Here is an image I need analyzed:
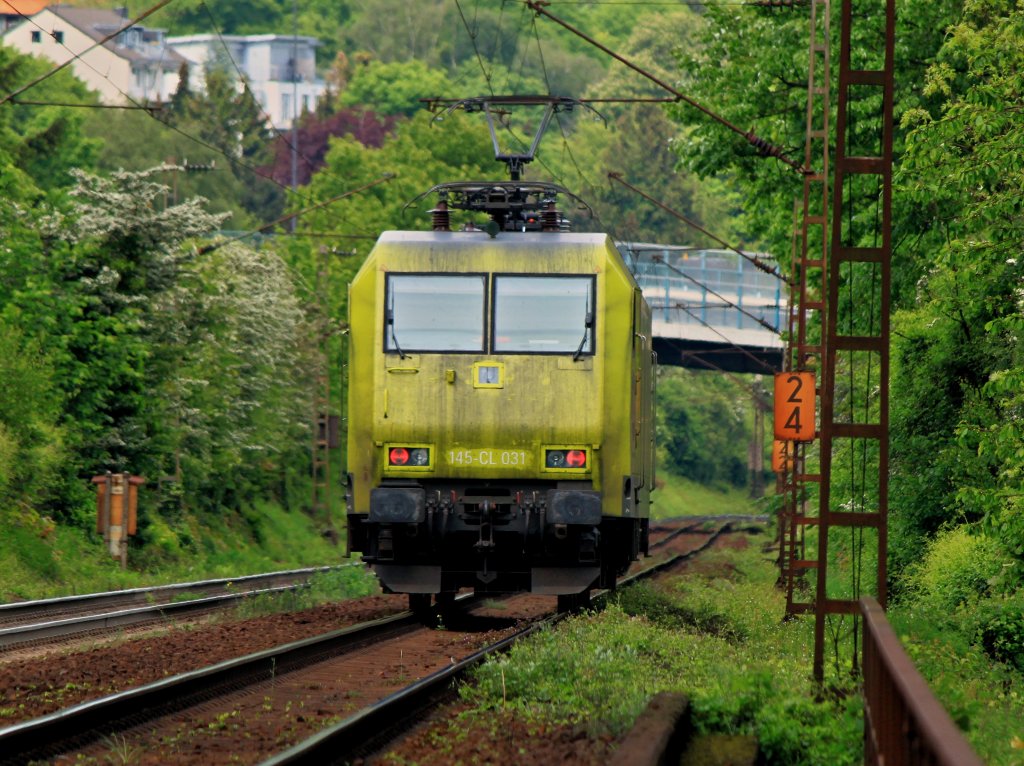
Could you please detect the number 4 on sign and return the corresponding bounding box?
[772,440,793,473]
[774,372,816,442]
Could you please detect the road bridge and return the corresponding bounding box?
[619,243,786,374]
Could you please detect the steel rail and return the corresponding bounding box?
[0,565,345,620]
[0,584,303,649]
[0,603,440,766]
[0,566,355,644]
[261,523,738,765]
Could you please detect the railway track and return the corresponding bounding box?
[0,520,733,765]
[268,521,737,766]
[0,566,349,650]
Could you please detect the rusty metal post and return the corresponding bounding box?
[814,0,895,683]
[97,471,112,548]
[781,0,831,618]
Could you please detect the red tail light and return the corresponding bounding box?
[566,450,587,468]
[389,447,409,466]
[546,449,588,469]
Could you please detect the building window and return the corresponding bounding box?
[281,93,292,122]
[30,30,41,43]
[301,94,310,114]
[53,30,63,43]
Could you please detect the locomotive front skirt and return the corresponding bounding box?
[346,230,655,599]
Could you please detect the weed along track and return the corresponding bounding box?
[0,519,736,764]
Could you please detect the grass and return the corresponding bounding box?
[652,470,768,519]
[0,499,354,602]
[460,530,864,766]
[233,564,380,618]
[456,510,1023,764]
[888,603,1024,765]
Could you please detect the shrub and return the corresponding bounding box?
[755,693,862,766]
[613,582,746,641]
[970,593,1024,671]
[902,526,1005,612]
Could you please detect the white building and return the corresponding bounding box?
[167,34,325,128]
[1,0,49,33]
[1,5,185,104]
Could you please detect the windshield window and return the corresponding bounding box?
[493,276,594,354]
[386,275,485,353]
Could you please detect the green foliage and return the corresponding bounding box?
[614,582,747,641]
[902,526,1005,614]
[339,60,450,117]
[0,323,65,507]
[889,0,1024,586]
[81,109,262,229]
[234,564,379,618]
[5,521,60,580]
[146,241,311,515]
[755,694,863,766]
[463,535,862,765]
[0,490,353,601]
[970,592,1024,672]
[656,368,760,490]
[652,471,763,519]
[889,602,1024,764]
[465,605,691,736]
[162,65,283,222]
[0,45,100,191]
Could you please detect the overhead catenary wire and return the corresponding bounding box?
[196,173,395,256]
[609,172,790,283]
[7,99,161,110]
[455,0,496,97]
[529,14,601,193]
[198,0,318,176]
[523,0,810,174]
[0,0,175,106]
[0,0,310,204]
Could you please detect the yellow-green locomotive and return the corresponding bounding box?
[345,100,654,609]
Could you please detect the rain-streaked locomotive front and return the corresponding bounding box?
[346,212,655,608]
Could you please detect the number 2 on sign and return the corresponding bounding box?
[774,372,815,442]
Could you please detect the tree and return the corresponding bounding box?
[338,60,451,117]
[657,368,753,489]
[894,0,1024,585]
[147,241,310,515]
[162,62,284,223]
[0,45,100,190]
[83,108,258,228]
[264,107,397,188]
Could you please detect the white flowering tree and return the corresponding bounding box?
[48,168,312,519]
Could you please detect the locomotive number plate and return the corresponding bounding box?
[446,449,529,467]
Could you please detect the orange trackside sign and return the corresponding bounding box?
[774,372,816,442]
[772,440,793,472]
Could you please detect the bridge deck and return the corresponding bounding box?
[620,244,787,374]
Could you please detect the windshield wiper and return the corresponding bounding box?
[386,306,407,359]
[573,309,593,362]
